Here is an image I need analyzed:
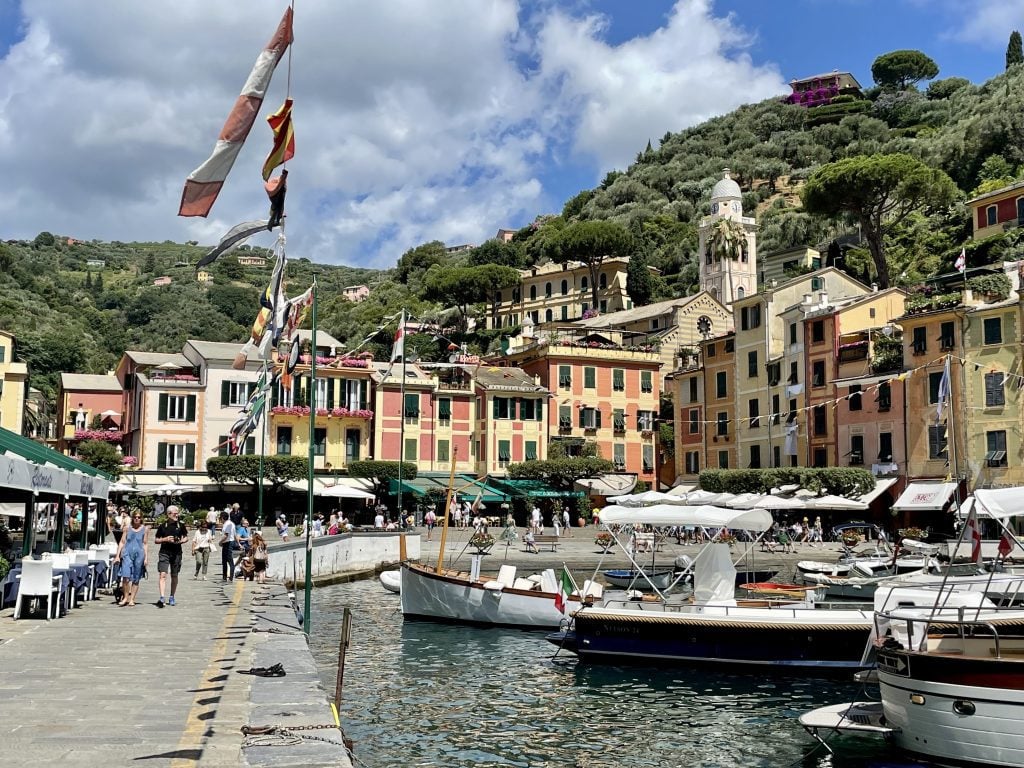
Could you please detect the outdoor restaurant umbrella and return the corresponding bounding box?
[726,492,766,509]
[753,495,806,510]
[99,409,120,417]
[317,484,375,500]
[805,494,868,511]
[683,489,720,505]
[607,490,684,506]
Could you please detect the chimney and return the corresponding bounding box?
[871,282,878,292]
[819,291,829,308]
[803,293,813,305]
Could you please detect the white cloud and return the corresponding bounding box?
[0,0,786,268]
[946,1,1024,46]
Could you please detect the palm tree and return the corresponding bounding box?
[706,218,748,302]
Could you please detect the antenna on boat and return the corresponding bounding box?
[435,447,458,575]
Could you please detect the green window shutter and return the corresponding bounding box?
[245,436,256,454]
[595,408,602,429]
[404,393,419,417]
[535,399,542,421]
[221,381,230,407]
[158,393,168,421]
[157,442,167,469]
[218,435,228,457]
[584,367,596,388]
[271,383,279,407]
[613,369,624,390]
[360,380,369,410]
[186,395,197,422]
[293,376,301,406]
[525,441,537,460]
[438,439,449,462]
[579,407,585,427]
[327,379,335,410]
[498,440,511,461]
[559,405,571,428]
[493,398,500,419]
[438,397,451,419]
[641,371,652,392]
[185,443,196,470]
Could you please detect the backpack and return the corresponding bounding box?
[254,545,268,562]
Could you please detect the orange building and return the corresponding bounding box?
[57,373,124,455]
[701,332,737,470]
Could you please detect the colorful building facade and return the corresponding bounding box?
[0,330,28,434]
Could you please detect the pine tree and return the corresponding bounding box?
[1007,31,1023,69]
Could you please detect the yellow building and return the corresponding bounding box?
[488,257,639,330]
[0,330,27,433]
[473,367,549,477]
[759,246,821,290]
[196,270,214,283]
[732,268,870,470]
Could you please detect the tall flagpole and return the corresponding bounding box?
[257,360,267,529]
[304,275,318,635]
[397,310,406,525]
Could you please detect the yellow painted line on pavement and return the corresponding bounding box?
[171,579,245,768]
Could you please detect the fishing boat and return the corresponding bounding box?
[548,504,881,671]
[602,568,676,591]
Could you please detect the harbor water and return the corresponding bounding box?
[308,579,914,768]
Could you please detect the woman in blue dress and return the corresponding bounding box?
[114,513,148,606]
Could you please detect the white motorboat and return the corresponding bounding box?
[797,559,851,577]
[602,568,676,591]
[379,570,401,594]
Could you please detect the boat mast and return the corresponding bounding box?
[303,275,318,636]
[435,447,458,575]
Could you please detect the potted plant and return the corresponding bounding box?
[841,531,863,548]
[898,527,928,541]
[469,532,495,554]
[594,531,614,552]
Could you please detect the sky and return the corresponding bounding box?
[0,0,1021,270]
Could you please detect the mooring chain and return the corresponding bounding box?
[241,723,345,748]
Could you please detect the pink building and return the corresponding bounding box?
[342,284,370,302]
[57,373,124,455]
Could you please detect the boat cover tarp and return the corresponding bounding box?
[693,543,736,603]
[974,487,1024,519]
[599,504,773,532]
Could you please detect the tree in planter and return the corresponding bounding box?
[206,455,307,524]
[348,460,418,500]
[75,439,122,477]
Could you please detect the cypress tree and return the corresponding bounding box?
[626,252,655,307]
[1008,31,1023,69]
[84,271,92,289]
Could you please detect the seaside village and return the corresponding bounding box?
[4,165,1024,542]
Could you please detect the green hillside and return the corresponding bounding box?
[4,54,1024,410]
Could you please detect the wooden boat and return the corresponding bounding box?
[603,568,676,591]
[379,570,401,594]
[739,582,820,600]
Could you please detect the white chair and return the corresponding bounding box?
[14,560,64,620]
[50,553,71,569]
[496,565,517,588]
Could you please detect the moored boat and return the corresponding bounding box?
[602,568,676,591]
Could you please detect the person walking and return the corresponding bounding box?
[251,532,269,584]
[219,512,237,581]
[192,520,214,580]
[424,509,436,540]
[114,512,147,606]
[276,513,290,542]
[205,506,219,534]
[561,507,571,537]
[155,505,188,607]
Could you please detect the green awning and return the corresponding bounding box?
[0,426,111,478]
[453,475,508,504]
[489,478,584,499]
[388,477,447,497]
[0,425,112,499]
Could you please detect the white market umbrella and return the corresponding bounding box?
[754,495,806,510]
[100,409,120,417]
[318,484,375,500]
[805,494,868,511]
[684,489,720,505]
[607,490,683,506]
[727,493,766,509]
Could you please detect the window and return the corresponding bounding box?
[877,382,891,412]
[771,394,780,426]
[343,379,368,410]
[404,393,420,418]
[688,377,698,403]
[706,343,716,358]
[716,412,729,436]
[987,205,997,226]
[530,285,537,300]
[912,326,927,355]
[438,397,452,424]
[787,398,797,424]
[275,379,294,407]
[747,350,758,378]
[580,407,600,430]
[811,277,823,291]
[767,362,781,386]
[545,282,552,298]
[879,432,893,462]
[689,408,699,434]
[561,305,568,321]
[789,323,797,345]
[558,405,572,429]
[345,428,361,464]
[600,273,607,289]
[985,372,1006,407]
[718,450,729,469]
[641,371,653,393]
[737,287,745,299]
[813,405,827,436]
[749,445,761,469]
[748,398,760,428]
[493,397,513,419]
[848,384,862,411]
[404,438,417,462]
[276,426,292,455]
[613,443,625,469]
[159,394,196,423]
[811,320,824,343]
[685,451,700,474]
[740,304,761,330]
[928,423,948,459]
[545,309,553,323]
[613,408,626,432]
[559,365,571,388]
[928,371,944,404]
[651,318,660,330]
[939,321,955,350]
[716,371,727,398]
[984,317,1003,345]
[773,446,781,469]
[313,428,327,457]
[986,430,1008,467]
[561,279,568,295]
[584,367,596,389]
[224,381,253,407]
[813,448,827,468]
[163,443,193,470]
[812,360,826,387]
[788,362,799,384]
[613,368,625,391]
[1019,197,1024,224]
[850,434,864,465]
[724,339,734,353]
[637,410,656,431]
[311,378,328,409]
[437,439,450,463]
[581,276,588,292]
[0,345,4,363]
[525,440,538,461]
[520,398,536,420]
[642,444,654,473]
[600,298,607,312]
[498,440,511,468]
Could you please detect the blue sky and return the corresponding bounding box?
[0,1,1021,269]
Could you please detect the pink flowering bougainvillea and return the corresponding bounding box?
[74,429,124,442]
[121,456,138,467]
[270,406,373,419]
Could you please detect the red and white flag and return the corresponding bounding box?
[964,506,982,563]
[179,8,294,217]
[998,531,1014,560]
[390,310,406,364]
[955,247,966,273]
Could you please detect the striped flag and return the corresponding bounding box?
[554,565,577,614]
[179,8,294,217]
[391,310,406,364]
[955,247,966,273]
[262,98,295,180]
[935,356,951,421]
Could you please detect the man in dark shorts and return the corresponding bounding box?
[155,505,188,607]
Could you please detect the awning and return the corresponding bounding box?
[0,426,111,500]
[892,482,957,511]
[805,494,869,511]
[859,477,899,506]
[575,474,637,497]
[387,475,509,503]
[600,504,774,532]
[287,478,376,499]
[973,488,1024,519]
[489,478,583,499]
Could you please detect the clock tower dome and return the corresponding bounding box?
[698,169,758,305]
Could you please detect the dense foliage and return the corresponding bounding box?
[507,457,615,488]
[206,455,308,488]
[75,440,123,478]
[698,468,876,496]
[347,460,418,496]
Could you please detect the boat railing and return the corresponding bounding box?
[599,598,872,618]
[876,604,1009,657]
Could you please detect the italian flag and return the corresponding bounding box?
[554,566,578,614]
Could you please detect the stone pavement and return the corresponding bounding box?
[0,541,352,768]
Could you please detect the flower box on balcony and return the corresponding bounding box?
[73,429,124,443]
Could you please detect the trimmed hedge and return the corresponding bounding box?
[698,467,875,497]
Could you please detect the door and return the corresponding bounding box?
[345,429,361,464]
